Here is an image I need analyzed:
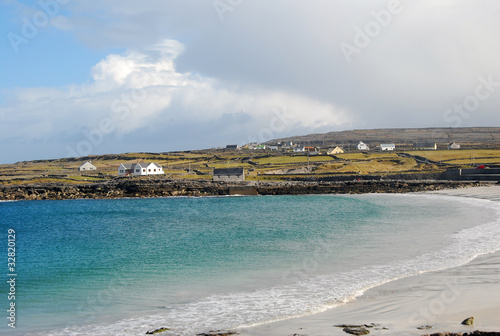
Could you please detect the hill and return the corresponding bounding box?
[1,127,499,193]
[268,127,500,148]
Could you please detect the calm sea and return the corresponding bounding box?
[1,193,499,335]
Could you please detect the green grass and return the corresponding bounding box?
[411,149,499,160]
[336,152,398,160]
[7,148,496,186]
[255,155,334,165]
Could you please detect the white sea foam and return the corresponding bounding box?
[25,194,500,336]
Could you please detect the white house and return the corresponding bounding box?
[293,147,305,152]
[380,143,396,151]
[118,162,164,176]
[448,142,461,150]
[304,147,321,155]
[79,161,97,171]
[327,146,345,155]
[357,141,369,151]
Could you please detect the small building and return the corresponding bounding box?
[293,147,305,152]
[118,162,164,176]
[380,143,396,151]
[213,168,245,182]
[304,146,321,155]
[413,142,437,150]
[448,142,461,150]
[78,161,97,171]
[268,145,279,151]
[327,147,345,155]
[254,144,267,150]
[225,145,240,150]
[357,141,369,151]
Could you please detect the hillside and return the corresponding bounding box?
[269,127,500,148]
[1,128,499,191]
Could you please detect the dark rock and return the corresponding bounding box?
[197,331,237,336]
[422,331,500,336]
[146,327,170,334]
[462,317,474,326]
[342,327,370,335]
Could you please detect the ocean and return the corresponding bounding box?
[1,193,500,335]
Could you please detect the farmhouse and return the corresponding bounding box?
[78,161,97,171]
[327,146,345,155]
[414,142,437,150]
[225,145,240,150]
[293,147,305,152]
[304,146,321,155]
[118,163,164,176]
[380,143,396,151]
[213,168,245,182]
[357,141,369,151]
[448,142,461,150]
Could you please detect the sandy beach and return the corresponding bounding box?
[240,185,500,336]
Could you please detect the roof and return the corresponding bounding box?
[79,161,96,167]
[119,162,162,170]
[213,168,244,175]
[120,163,134,169]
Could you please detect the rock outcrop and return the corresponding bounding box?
[0,178,486,201]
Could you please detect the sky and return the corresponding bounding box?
[1,0,499,163]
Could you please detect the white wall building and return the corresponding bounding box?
[118,163,164,176]
[380,143,396,151]
[357,141,369,151]
[79,161,97,171]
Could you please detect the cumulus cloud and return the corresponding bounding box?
[0,38,351,159]
[60,0,500,128]
[2,0,500,162]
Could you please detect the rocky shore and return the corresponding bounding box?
[0,178,493,201]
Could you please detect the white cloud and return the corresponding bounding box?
[0,39,351,159]
[2,0,500,162]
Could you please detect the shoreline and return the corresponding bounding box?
[238,185,500,336]
[0,178,495,201]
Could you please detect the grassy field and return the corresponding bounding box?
[1,149,499,185]
[411,149,500,165]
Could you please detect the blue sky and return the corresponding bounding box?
[1,0,499,163]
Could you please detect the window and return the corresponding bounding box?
[136,169,139,172]
[143,169,145,172]
[120,170,123,173]
[154,169,156,172]
[148,169,151,172]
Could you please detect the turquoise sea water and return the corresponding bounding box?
[1,194,500,335]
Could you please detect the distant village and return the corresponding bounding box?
[225,140,461,154]
[75,140,464,183]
